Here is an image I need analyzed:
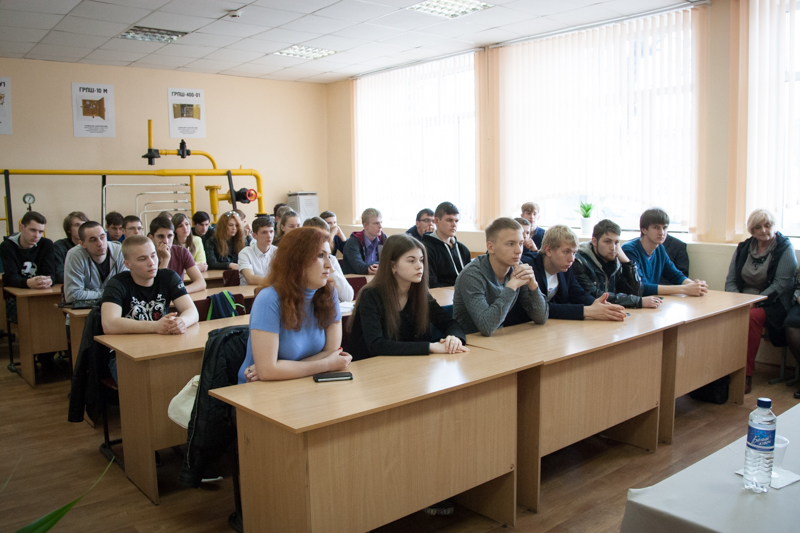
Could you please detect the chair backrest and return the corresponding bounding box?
[347,276,368,299]
[232,293,246,316]
[222,270,239,287]
[194,298,211,322]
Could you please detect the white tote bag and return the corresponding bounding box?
[168,375,200,429]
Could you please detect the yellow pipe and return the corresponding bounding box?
[158,149,218,169]
[189,175,196,215]
[148,119,153,149]
[206,185,221,222]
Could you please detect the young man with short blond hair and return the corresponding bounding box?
[342,208,387,275]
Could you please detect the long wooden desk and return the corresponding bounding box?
[187,269,225,288]
[211,346,541,532]
[5,285,68,387]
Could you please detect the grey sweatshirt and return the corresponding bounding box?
[454,254,548,336]
[63,241,127,303]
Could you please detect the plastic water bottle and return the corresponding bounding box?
[743,397,776,493]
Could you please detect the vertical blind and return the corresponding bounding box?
[354,53,477,227]
[747,0,800,236]
[496,8,700,230]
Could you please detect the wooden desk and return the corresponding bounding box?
[188,269,225,288]
[211,346,542,532]
[95,315,249,504]
[5,285,68,387]
[429,287,454,307]
[344,273,374,283]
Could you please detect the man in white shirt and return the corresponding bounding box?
[239,216,278,285]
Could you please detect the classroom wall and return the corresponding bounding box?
[0,57,329,237]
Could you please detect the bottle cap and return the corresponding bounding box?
[757,397,772,409]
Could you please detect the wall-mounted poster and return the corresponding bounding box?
[168,88,205,138]
[0,77,11,135]
[72,82,115,137]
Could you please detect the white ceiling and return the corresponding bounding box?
[0,0,689,84]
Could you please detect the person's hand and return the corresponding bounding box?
[507,263,535,290]
[682,280,708,297]
[335,226,346,240]
[615,242,630,263]
[26,276,52,289]
[244,364,260,382]
[641,296,662,308]
[584,293,628,321]
[524,237,538,252]
[156,242,171,266]
[324,348,352,371]
[155,312,179,335]
[243,222,252,236]
[367,264,378,275]
[197,262,208,272]
[430,336,469,354]
[228,263,240,271]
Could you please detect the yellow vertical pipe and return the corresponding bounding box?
[208,188,219,223]
[189,175,196,215]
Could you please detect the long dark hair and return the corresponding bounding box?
[171,213,195,254]
[350,234,429,339]
[265,227,337,330]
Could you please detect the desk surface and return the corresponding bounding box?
[211,344,541,434]
[467,291,763,366]
[191,270,225,281]
[5,284,63,298]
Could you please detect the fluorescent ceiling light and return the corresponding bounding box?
[275,45,336,60]
[119,26,187,43]
[408,0,494,19]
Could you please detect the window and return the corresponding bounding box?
[746,0,800,237]
[354,53,477,227]
[496,8,700,232]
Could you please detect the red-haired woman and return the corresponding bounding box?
[205,211,246,270]
[239,227,352,383]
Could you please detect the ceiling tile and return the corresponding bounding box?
[458,27,522,46]
[177,65,221,73]
[252,27,322,44]
[132,53,195,66]
[183,58,243,70]
[24,54,74,61]
[218,69,262,78]
[0,52,25,58]
[0,40,35,54]
[230,5,303,27]
[28,42,92,58]
[249,53,309,67]
[367,0,419,7]
[418,20,490,38]
[0,9,64,30]
[380,30,446,48]
[220,62,283,75]
[53,16,130,37]
[105,0,171,8]
[332,22,406,41]
[370,9,441,31]
[152,43,215,57]
[330,64,366,74]
[270,66,320,76]
[385,46,440,61]
[419,39,475,55]
[302,56,354,68]
[78,58,132,66]
[252,0,339,14]
[302,72,347,82]
[159,0,247,19]
[500,16,568,37]
[279,15,355,34]
[136,12,218,32]
[344,41,409,58]
[41,30,110,48]
[0,0,81,15]
[459,6,537,27]
[600,0,682,17]
[204,47,264,62]
[85,49,149,61]
[198,20,270,37]
[130,63,181,70]
[547,4,624,27]
[100,38,167,53]
[504,0,600,17]
[173,32,241,47]
[314,1,398,22]
[0,26,49,42]
[301,34,369,52]
[69,1,151,24]
[226,37,287,53]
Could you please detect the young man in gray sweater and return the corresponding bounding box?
[454,217,548,336]
[63,221,127,304]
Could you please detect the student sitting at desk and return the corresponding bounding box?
[405,208,435,242]
[172,213,207,272]
[724,208,797,394]
[239,227,351,383]
[148,216,206,294]
[303,217,354,302]
[320,210,347,256]
[454,217,548,336]
[342,207,387,275]
[101,236,198,382]
[122,215,143,238]
[514,217,538,265]
[192,211,214,245]
[205,211,246,270]
[272,210,301,247]
[238,215,278,286]
[423,202,471,287]
[63,221,127,303]
[521,201,545,250]
[529,225,628,321]
[346,234,467,360]
[0,211,55,291]
[53,211,88,284]
[622,208,708,297]
[573,219,662,309]
[105,211,124,242]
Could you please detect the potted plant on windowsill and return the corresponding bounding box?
[576,201,594,235]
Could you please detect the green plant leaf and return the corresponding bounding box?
[1,457,22,495]
[14,459,114,533]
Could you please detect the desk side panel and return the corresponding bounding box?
[306,374,517,533]
[150,350,204,450]
[539,333,662,457]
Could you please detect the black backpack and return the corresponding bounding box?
[205,290,244,320]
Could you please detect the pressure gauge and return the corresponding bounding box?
[22,193,35,206]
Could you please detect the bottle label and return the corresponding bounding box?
[747,427,775,451]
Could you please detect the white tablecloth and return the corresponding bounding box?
[620,403,800,533]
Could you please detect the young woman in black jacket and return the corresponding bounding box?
[345,233,468,361]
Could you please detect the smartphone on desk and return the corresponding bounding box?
[313,372,353,382]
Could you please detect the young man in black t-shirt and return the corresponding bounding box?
[101,236,198,381]
[0,211,55,290]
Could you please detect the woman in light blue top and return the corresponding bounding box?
[238,227,351,383]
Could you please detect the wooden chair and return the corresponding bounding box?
[222,270,239,287]
[346,276,368,299]
[194,292,246,322]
